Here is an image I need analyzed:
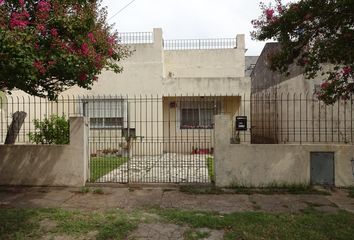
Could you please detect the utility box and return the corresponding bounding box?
[235,116,247,131]
[310,152,335,186]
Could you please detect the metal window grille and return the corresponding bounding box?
[82,98,127,129]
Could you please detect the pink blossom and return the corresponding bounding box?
[34,42,40,50]
[36,0,51,21]
[81,42,89,56]
[108,48,114,56]
[343,66,352,75]
[79,73,88,81]
[321,82,329,89]
[50,28,58,37]
[48,60,56,66]
[265,9,274,20]
[95,54,102,62]
[87,32,96,43]
[277,5,283,13]
[37,0,51,12]
[0,0,4,5]
[33,60,46,74]
[36,24,46,35]
[10,11,30,29]
[107,36,117,45]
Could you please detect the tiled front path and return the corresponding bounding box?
[98,153,211,183]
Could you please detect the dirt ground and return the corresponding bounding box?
[0,186,353,213]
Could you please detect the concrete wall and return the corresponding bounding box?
[0,117,88,187]
[162,77,250,96]
[164,49,245,78]
[215,115,354,187]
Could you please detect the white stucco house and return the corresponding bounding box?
[1,28,251,155]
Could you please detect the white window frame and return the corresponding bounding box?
[177,99,222,130]
[81,98,127,129]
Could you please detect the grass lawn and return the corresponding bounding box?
[206,157,215,183]
[1,208,354,239]
[90,157,128,182]
[153,208,354,240]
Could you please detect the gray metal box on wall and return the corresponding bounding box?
[310,152,335,186]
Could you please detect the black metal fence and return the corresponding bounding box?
[2,93,353,146]
[163,38,237,50]
[250,93,354,144]
[1,93,353,183]
[1,95,244,184]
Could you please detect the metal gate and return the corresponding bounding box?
[86,96,228,184]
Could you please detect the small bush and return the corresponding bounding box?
[93,188,104,195]
[79,187,90,194]
[102,148,120,155]
[28,115,69,144]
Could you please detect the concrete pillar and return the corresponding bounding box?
[214,115,232,187]
[153,28,163,48]
[236,34,245,50]
[153,28,166,84]
[69,117,89,185]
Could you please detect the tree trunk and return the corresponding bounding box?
[5,111,27,144]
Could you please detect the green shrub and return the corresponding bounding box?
[93,188,104,195]
[28,115,69,144]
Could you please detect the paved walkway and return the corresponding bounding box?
[1,187,353,214]
[98,153,211,183]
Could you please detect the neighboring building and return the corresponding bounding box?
[250,43,353,144]
[1,28,251,155]
[245,56,258,77]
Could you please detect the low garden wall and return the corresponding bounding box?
[0,117,89,187]
[214,115,354,187]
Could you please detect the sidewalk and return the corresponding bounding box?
[1,186,353,214]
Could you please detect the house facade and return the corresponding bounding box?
[1,28,251,156]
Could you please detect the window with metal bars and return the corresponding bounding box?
[179,100,221,129]
[82,99,126,129]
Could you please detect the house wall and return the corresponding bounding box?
[1,28,250,155]
[164,48,245,78]
[250,43,352,144]
[0,117,88,187]
[62,29,247,97]
[250,74,353,144]
[215,115,354,187]
[162,96,241,153]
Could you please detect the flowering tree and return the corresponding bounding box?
[0,0,130,100]
[252,0,354,104]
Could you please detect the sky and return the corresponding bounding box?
[103,0,294,56]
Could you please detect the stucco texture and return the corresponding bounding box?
[215,115,354,187]
[0,117,88,187]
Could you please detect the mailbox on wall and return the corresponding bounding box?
[235,116,247,131]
